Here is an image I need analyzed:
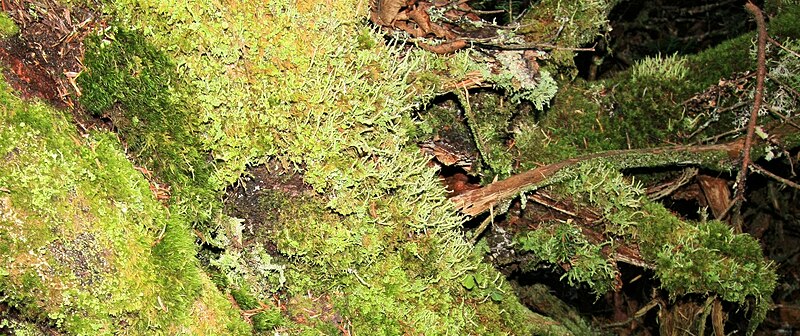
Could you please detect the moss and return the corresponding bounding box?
[518,0,617,70]
[0,12,18,38]
[55,0,790,333]
[78,26,219,223]
[508,162,775,332]
[0,316,49,336]
[766,2,800,39]
[77,0,568,331]
[637,201,775,334]
[0,79,249,334]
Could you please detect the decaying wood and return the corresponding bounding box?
[697,175,732,220]
[451,141,743,217]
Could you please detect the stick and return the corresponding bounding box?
[732,2,768,231]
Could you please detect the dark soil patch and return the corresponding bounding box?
[0,302,62,335]
[1,0,108,129]
[224,161,311,251]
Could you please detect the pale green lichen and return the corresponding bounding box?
[631,52,690,82]
[515,221,617,294]
[73,0,565,333]
[491,51,559,108]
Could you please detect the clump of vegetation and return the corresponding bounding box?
[518,0,615,70]
[77,26,219,224]
[3,0,795,333]
[515,221,618,294]
[511,162,776,332]
[0,12,18,38]
[631,52,689,82]
[0,80,249,334]
[638,202,776,333]
[71,0,576,333]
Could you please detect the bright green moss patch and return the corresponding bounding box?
[0,12,18,38]
[637,202,776,331]
[78,26,219,224]
[0,80,248,334]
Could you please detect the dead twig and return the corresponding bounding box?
[452,141,742,217]
[468,39,596,52]
[751,163,800,191]
[602,297,662,329]
[732,2,768,231]
[528,192,579,218]
[768,36,800,59]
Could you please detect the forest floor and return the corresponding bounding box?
[1,0,799,334]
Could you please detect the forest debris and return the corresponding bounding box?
[416,38,466,54]
[369,0,483,53]
[645,167,698,200]
[697,175,732,220]
[751,163,800,191]
[732,2,768,231]
[451,141,742,217]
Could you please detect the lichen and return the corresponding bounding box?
[73,0,568,333]
[511,162,775,332]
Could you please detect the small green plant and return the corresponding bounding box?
[515,221,617,294]
[632,52,690,82]
[0,80,249,334]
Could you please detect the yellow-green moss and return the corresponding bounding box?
[512,163,775,333]
[71,0,569,333]
[0,12,18,38]
[0,80,249,334]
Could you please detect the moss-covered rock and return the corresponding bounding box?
[0,80,249,334]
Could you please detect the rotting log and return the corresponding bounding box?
[451,140,743,217]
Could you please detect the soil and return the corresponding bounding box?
[223,161,311,252]
[0,0,108,130]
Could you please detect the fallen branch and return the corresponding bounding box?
[750,163,800,191]
[451,141,742,217]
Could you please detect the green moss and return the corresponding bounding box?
[0,12,18,38]
[78,26,219,222]
[79,0,566,331]
[509,162,774,332]
[637,201,775,334]
[0,79,249,334]
[518,0,616,70]
[63,0,788,332]
[631,53,689,82]
[766,2,800,38]
[462,91,517,179]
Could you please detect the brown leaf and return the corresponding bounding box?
[697,175,732,219]
[406,4,433,35]
[374,0,407,25]
[417,39,467,54]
